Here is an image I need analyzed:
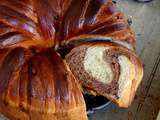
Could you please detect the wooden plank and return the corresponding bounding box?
[137,54,160,120]
[89,0,160,120]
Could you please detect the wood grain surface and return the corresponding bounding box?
[89,0,160,120]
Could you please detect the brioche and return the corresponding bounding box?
[0,48,87,120]
[65,42,143,107]
[0,0,143,119]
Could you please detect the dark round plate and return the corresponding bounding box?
[84,94,111,115]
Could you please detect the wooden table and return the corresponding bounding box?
[89,0,160,120]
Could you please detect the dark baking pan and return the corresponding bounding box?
[84,94,111,115]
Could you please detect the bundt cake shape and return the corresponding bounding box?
[0,0,143,120]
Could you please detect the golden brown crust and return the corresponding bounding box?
[61,0,135,47]
[0,48,87,120]
[0,0,57,48]
[0,0,135,49]
[0,0,143,118]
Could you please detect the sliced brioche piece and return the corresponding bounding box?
[0,48,87,120]
[65,42,143,107]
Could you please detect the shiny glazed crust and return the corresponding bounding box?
[0,0,143,119]
[0,49,87,120]
[0,0,135,49]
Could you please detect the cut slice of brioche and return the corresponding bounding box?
[65,42,143,107]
